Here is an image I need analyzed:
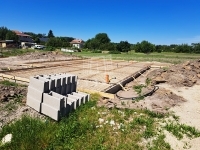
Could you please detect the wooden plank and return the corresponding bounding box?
[77,88,114,99]
[0,73,30,83]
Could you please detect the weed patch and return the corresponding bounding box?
[164,122,200,139]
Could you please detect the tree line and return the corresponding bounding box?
[1,26,200,53]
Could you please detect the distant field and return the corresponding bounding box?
[73,51,200,64]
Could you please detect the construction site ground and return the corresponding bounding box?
[0,51,200,150]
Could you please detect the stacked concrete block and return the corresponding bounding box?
[26,76,49,112]
[26,73,89,121]
[42,92,65,121]
[72,92,90,104]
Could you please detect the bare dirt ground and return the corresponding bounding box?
[98,59,200,150]
[0,51,80,71]
[0,52,200,149]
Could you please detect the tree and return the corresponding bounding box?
[134,41,155,53]
[116,41,131,52]
[48,30,54,38]
[95,33,111,44]
[5,30,18,41]
[0,26,9,40]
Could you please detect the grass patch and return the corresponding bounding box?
[148,134,171,150]
[0,94,171,150]
[164,122,200,139]
[74,51,200,64]
[0,80,18,87]
[0,80,27,87]
[0,49,36,57]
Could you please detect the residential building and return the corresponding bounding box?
[12,30,34,48]
[70,39,84,49]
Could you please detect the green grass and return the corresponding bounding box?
[0,93,168,150]
[0,49,36,57]
[72,51,200,64]
[0,93,199,149]
[148,134,171,150]
[0,80,27,87]
[164,122,200,140]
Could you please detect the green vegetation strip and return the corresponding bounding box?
[73,51,200,64]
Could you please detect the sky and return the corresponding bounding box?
[1,0,200,45]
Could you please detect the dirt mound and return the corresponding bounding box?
[98,88,186,114]
[0,85,27,102]
[17,51,75,60]
[147,59,200,87]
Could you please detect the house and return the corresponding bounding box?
[0,40,18,48]
[70,39,84,49]
[12,30,34,48]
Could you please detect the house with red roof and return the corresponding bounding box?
[12,30,34,48]
[70,39,84,49]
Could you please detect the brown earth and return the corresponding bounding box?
[147,59,200,87]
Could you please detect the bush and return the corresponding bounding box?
[91,50,102,53]
[45,46,55,51]
[109,51,121,54]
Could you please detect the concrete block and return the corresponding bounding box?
[61,84,67,95]
[70,93,84,105]
[26,95,41,112]
[72,92,89,103]
[67,94,81,108]
[38,76,55,91]
[48,91,69,116]
[50,76,61,87]
[56,86,61,94]
[43,93,64,110]
[66,84,72,94]
[27,86,43,102]
[77,92,90,102]
[66,95,79,110]
[64,73,78,83]
[71,83,77,92]
[55,74,66,86]
[41,103,62,121]
[29,76,49,92]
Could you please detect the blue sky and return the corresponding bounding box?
[1,0,200,45]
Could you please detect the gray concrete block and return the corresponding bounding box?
[64,73,78,83]
[61,84,67,95]
[38,76,55,91]
[41,103,62,121]
[29,76,49,92]
[43,93,64,110]
[56,86,61,94]
[72,92,89,103]
[66,95,79,110]
[65,98,74,115]
[77,92,90,102]
[66,84,72,94]
[27,86,43,102]
[50,76,61,87]
[55,74,66,86]
[26,95,41,112]
[71,83,77,92]
[67,94,81,108]
[70,93,84,105]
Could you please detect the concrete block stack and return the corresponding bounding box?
[26,73,89,121]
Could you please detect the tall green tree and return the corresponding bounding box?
[95,33,111,44]
[5,30,19,41]
[0,26,9,40]
[48,30,54,38]
[116,41,131,52]
[134,41,155,53]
